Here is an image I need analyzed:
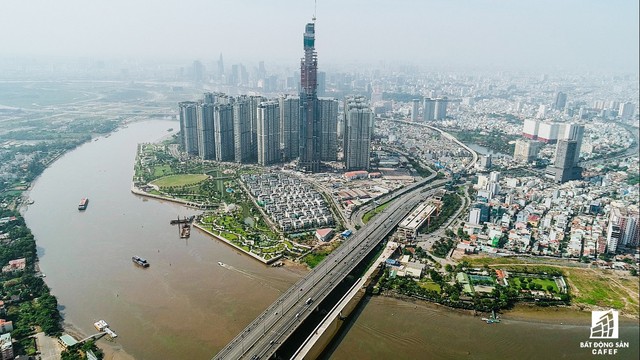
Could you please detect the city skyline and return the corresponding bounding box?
[0,0,638,72]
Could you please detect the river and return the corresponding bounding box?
[23,120,638,360]
[466,143,511,159]
[328,297,639,359]
[23,120,305,359]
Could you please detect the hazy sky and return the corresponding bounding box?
[1,0,638,72]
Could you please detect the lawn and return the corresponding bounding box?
[457,257,640,314]
[152,165,174,178]
[461,256,526,266]
[419,280,441,293]
[565,268,638,315]
[303,252,328,268]
[151,174,208,188]
[510,277,559,293]
[221,231,238,241]
[362,201,391,224]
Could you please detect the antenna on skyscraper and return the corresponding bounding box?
[313,0,317,21]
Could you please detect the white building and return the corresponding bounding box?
[344,96,374,171]
[398,202,439,240]
[257,101,281,166]
[514,139,542,163]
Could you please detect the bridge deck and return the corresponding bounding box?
[214,178,449,360]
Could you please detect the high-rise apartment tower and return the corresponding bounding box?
[343,96,373,171]
[298,21,321,172]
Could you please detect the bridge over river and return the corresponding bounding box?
[213,122,479,359]
[213,178,449,360]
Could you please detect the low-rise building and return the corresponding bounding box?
[2,258,25,273]
[398,201,439,241]
[58,334,78,349]
[315,228,334,242]
[0,333,12,360]
[0,320,12,334]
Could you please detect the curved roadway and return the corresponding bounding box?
[214,121,478,360]
[213,179,449,360]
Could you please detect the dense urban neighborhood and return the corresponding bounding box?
[0,31,638,360]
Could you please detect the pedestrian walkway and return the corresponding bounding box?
[35,332,62,360]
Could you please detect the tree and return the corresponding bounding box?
[599,253,613,262]
[429,269,443,283]
[546,285,555,293]
[630,269,638,276]
[498,234,508,248]
[445,264,453,272]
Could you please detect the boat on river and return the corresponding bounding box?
[218,261,224,266]
[78,198,89,210]
[482,310,500,324]
[132,255,150,268]
[170,215,195,225]
[180,223,191,238]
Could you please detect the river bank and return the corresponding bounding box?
[21,119,638,359]
[24,120,307,359]
[17,123,161,359]
[377,291,597,324]
[61,322,135,360]
[328,294,639,360]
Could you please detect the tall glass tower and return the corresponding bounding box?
[298,21,320,172]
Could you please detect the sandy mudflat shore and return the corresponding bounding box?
[62,322,136,360]
[503,304,592,324]
[98,343,136,360]
[504,303,639,325]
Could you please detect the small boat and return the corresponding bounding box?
[482,311,501,324]
[132,256,150,268]
[180,223,191,238]
[218,262,224,266]
[78,198,89,210]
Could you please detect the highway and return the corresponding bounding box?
[214,121,479,360]
[211,112,635,356]
[213,179,449,360]
[350,172,437,227]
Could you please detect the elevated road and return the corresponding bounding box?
[351,172,438,227]
[214,124,479,360]
[213,179,449,360]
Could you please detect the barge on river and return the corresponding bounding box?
[170,215,195,225]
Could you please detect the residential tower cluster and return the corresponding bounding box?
[177,21,374,173]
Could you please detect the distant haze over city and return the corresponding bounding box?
[1,0,638,72]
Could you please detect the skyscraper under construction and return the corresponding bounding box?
[298,21,321,172]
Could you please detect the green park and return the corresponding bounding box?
[133,143,317,263]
